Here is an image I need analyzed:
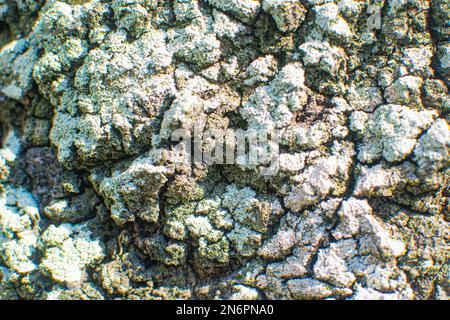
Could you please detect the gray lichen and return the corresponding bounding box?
[0,0,448,300]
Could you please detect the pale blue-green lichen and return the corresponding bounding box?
[0,0,448,301]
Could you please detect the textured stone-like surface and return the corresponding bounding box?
[0,0,448,300]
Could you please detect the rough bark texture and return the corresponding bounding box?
[0,0,448,300]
